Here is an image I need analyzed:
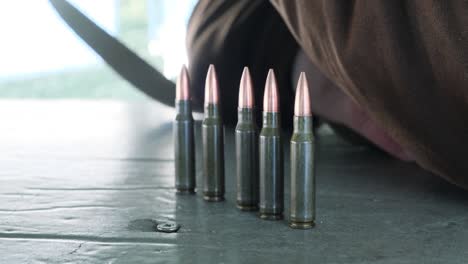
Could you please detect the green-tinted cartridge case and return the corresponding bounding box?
[202,104,225,201]
[259,112,283,219]
[290,116,315,229]
[174,100,196,193]
[235,108,259,210]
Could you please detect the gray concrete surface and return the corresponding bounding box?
[0,100,467,264]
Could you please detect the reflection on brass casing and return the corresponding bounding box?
[236,107,258,210]
[202,103,225,201]
[259,112,283,220]
[290,116,315,229]
[174,100,195,194]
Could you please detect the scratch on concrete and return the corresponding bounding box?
[68,242,84,255]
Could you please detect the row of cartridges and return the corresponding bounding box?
[174,65,315,229]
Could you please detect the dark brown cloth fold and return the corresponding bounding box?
[187,0,298,126]
[270,0,468,187]
[187,0,468,188]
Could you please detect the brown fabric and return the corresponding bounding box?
[187,0,298,126]
[269,0,468,187]
[187,0,468,188]
[272,0,468,188]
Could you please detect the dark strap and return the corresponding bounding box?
[49,0,175,107]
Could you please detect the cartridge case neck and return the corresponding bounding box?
[204,103,220,118]
[238,108,255,123]
[262,112,280,128]
[293,116,313,133]
[175,100,192,115]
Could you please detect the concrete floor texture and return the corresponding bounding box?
[0,100,467,264]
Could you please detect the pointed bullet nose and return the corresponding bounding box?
[238,67,255,108]
[294,72,312,116]
[263,69,279,112]
[205,64,219,105]
[176,65,190,101]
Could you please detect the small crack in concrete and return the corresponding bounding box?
[68,242,84,255]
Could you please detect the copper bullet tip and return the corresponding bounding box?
[238,67,255,108]
[205,64,219,105]
[294,72,312,116]
[176,65,190,101]
[263,69,279,112]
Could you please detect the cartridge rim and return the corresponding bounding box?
[236,203,259,211]
[176,188,196,195]
[259,213,283,220]
[289,221,315,229]
[203,195,224,202]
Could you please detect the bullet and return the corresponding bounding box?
[202,64,225,202]
[174,65,196,194]
[259,69,283,220]
[289,72,315,229]
[235,67,259,211]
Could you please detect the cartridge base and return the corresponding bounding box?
[289,221,315,229]
[259,213,283,220]
[203,194,224,202]
[236,203,259,211]
[176,188,195,195]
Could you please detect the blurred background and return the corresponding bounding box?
[0,0,197,99]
